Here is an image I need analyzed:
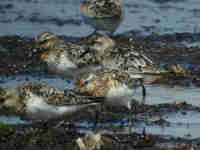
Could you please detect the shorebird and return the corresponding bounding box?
[80,0,124,35]
[75,69,146,130]
[35,32,166,84]
[0,82,103,121]
[90,35,167,84]
[76,69,145,108]
[90,35,153,71]
[35,32,102,79]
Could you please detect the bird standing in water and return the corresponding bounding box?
[75,69,146,131]
[80,0,124,35]
[0,82,103,121]
[35,32,102,79]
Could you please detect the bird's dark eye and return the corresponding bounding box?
[0,97,5,103]
[84,80,89,85]
[39,40,48,45]
[0,89,6,103]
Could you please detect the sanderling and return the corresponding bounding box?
[0,82,103,121]
[76,69,145,108]
[90,35,167,84]
[90,35,153,71]
[36,32,166,84]
[80,0,124,35]
[75,69,146,130]
[35,32,102,79]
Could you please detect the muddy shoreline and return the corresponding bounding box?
[0,32,200,149]
[1,102,200,149]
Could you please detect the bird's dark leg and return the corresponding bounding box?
[140,78,148,123]
[129,78,146,134]
[93,103,102,132]
[128,99,137,135]
[142,84,146,104]
[140,78,146,105]
[92,29,98,36]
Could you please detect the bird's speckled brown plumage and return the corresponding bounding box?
[0,82,103,120]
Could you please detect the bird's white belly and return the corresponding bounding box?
[26,96,62,120]
[57,54,77,71]
[25,93,98,120]
[106,84,133,109]
[48,54,77,76]
[58,55,77,69]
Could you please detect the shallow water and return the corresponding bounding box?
[134,123,200,139]
[2,0,200,37]
[134,110,200,138]
[0,74,200,139]
[75,109,200,139]
[0,74,74,89]
[137,85,200,106]
[1,0,200,141]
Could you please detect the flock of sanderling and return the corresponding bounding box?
[0,0,166,130]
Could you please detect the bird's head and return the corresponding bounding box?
[0,88,19,109]
[90,35,115,56]
[75,71,120,97]
[35,32,58,50]
[76,73,98,95]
